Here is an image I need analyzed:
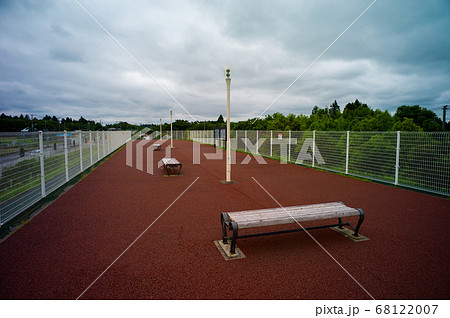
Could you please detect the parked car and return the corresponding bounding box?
[30,149,40,157]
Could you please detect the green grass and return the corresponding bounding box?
[1,150,90,202]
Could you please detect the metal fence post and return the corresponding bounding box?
[89,131,93,166]
[288,130,291,162]
[102,131,106,158]
[64,130,69,182]
[256,130,259,154]
[395,131,400,185]
[97,131,100,162]
[39,131,46,197]
[245,130,247,152]
[345,131,350,174]
[107,131,110,154]
[107,132,110,155]
[111,132,114,151]
[79,131,83,172]
[312,130,316,167]
[270,130,273,157]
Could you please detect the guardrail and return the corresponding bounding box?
[0,130,131,226]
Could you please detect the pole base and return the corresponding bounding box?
[219,180,238,184]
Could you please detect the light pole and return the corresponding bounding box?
[160,118,162,140]
[224,66,232,183]
[170,109,173,148]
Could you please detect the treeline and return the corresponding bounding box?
[2,100,446,133]
[0,113,142,132]
[157,114,227,132]
[157,100,447,132]
[233,100,447,132]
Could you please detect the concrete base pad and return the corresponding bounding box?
[214,240,246,261]
[219,180,238,184]
[163,174,183,177]
[331,226,369,242]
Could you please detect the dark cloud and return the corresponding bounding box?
[49,48,86,63]
[50,24,72,37]
[0,0,449,124]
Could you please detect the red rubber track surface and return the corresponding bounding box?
[0,140,449,299]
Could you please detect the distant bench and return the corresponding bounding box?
[153,143,162,151]
[221,202,364,254]
[161,158,182,175]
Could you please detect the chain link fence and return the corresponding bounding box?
[0,130,131,226]
[175,129,449,196]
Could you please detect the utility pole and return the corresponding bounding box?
[31,114,36,131]
[443,105,448,130]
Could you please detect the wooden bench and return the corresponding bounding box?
[153,143,162,151]
[161,158,182,175]
[221,202,364,254]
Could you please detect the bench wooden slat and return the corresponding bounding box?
[230,208,358,223]
[234,211,358,229]
[229,206,358,221]
[162,158,180,165]
[226,202,344,216]
[226,202,359,229]
[227,202,352,220]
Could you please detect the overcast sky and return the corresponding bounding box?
[0,0,449,124]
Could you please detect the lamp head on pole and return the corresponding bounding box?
[224,66,232,80]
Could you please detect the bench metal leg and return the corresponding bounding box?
[164,164,182,175]
[221,213,229,244]
[220,213,239,254]
[229,221,238,254]
[353,208,365,237]
[338,217,343,229]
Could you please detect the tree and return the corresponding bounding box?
[330,100,340,119]
[392,118,422,131]
[394,105,442,131]
[311,106,319,115]
[217,114,224,123]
